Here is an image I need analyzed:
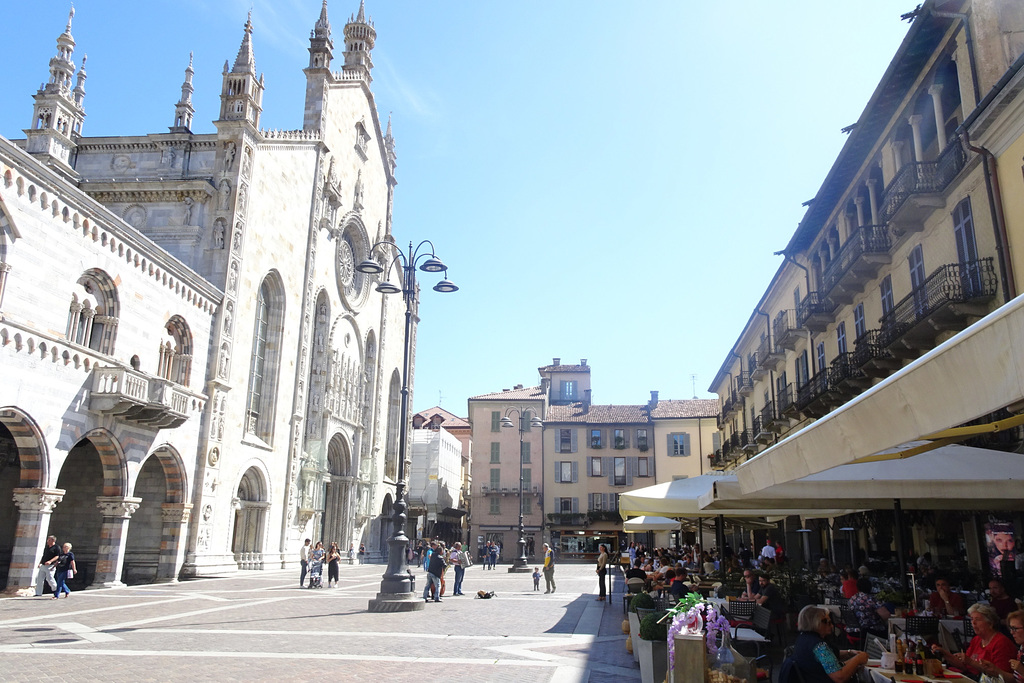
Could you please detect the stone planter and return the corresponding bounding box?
[636,636,668,683]
[629,611,641,663]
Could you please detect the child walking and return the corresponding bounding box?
[532,567,541,591]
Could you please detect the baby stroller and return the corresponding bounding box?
[308,558,324,588]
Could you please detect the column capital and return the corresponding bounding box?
[927,83,944,97]
[12,487,65,513]
[866,177,878,189]
[96,496,142,518]
[907,113,924,127]
[161,502,193,524]
[854,195,865,205]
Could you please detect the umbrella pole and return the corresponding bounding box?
[716,515,725,559]
[894,499,909,592]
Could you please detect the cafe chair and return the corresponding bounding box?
[778,646,808,683]
[837,607,864,649]
[732,604,774,659]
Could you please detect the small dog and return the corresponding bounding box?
[475,590,496,599]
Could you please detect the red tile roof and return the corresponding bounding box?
[545,403,649,424]
[412,405,470,429]
[538,364,591,373]
[650,399,720,419]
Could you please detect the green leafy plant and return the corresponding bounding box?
[630,591,655,613]
[639,612,668,641]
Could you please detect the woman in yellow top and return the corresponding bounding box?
[596,544,609,601]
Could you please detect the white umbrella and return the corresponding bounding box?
[622,515,682,532]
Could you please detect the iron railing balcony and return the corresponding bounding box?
[820,224,892,304]
[736,370,754,397]
[828,351,867,393]
[740,429,758,453]
[797,291,838,332]
[760,400,785,433]
[756,334,785,373]
[852,329,900,379]
[753,414,772,443]
[778,383,799,417]
[795,372,831,418]
[750,352,767,380]
[773,309,800,350]
[723,390,741,418]
[880,136,968,228]
[879,258,997,351]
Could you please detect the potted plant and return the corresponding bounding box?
[636,611,669,683]
[629,591,655,663]
[665,592,752,683]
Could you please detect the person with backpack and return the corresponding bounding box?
[422,541,445,603]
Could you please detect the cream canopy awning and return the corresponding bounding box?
[617,475,858,519]
[736,293,1024,494]
[622,515,682,532]
[703,445,1024,511]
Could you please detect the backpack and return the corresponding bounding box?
[476,590,496,599]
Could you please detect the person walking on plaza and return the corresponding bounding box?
[358,543,365,564]
[348,543,356,565]
[533,567,541,591]
[52,542,76,599]
[35,535,60,597]
[299,538,311,588]
[488,541,499,570]
[423,541,444,603]
[543,543,556,594]
[596,544,609,601]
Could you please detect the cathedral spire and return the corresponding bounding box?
[218,12,264,127]
[171,52,195,132]
[307,0,334,70]
[315,0,331,37]
[384,112,396,171]
[233,11,256,74]
[25,6,87,174]
[342,0,375,83]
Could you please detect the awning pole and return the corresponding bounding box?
[716,515,725,557]
[894,499,909,592]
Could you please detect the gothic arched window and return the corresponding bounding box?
[245,273,285,442]
[66,269,119,355]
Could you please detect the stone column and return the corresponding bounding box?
[0,262,12,310]
[866,178,880,225]
[928,84,947,150]
[908,114,925,162]
[155,503,193,582]
[94,496,142,587]
[7,488,64,594]
[854,196,866,228]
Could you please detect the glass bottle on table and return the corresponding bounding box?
[894,638,904,673]
[905,640,916,674]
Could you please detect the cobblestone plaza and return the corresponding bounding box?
[0,563,639,682]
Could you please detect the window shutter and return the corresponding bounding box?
[712,432,721,451]
[571,460,578,483]
[624,429,630,448]
[522,441,531,463]
[571,497,579,514]
[607,455,614,486]
[683,433,691,456]
[667,434,674,456]
[554,432,561,453]
[602,493,609,511]
[625,457,635,486]
[570,429,578,453]
[554,462,562,483]
[491,411,500,432]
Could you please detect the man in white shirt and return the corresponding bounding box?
[760,539,777,563]
[299,538,311,588]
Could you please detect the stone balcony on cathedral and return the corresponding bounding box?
[89,365,193,428]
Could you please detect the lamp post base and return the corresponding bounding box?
[367,591,426,612]
[507,561,532,573]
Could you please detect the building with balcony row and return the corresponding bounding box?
[710,0,1024,479]
[467,359,718,561]
[0,3,414,592]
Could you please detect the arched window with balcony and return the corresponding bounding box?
[158,315,193,386]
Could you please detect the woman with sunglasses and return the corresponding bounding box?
[783,605,868,683]
[1006,610,1024,683]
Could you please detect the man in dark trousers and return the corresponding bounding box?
[423,541,445,603]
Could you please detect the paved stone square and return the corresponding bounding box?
[0,562,641,682]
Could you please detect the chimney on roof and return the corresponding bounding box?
[584,389,591,409]
[514,384,523,390]
[503,388,509,392]
[580,358,587,367]
[649,391,659,409]
[552,357,560,366]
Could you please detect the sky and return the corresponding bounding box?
[0,1,913,416]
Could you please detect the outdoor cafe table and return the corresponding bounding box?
[887,617,967,652]
[861,664,967,682]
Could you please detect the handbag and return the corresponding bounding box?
[67,569,74,579]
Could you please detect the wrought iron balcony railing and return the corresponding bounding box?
[773,309,800,349]
[819,224,891,299]
[880,137,968,224]
[879,258,997,348]
[795,372,830,412]
[736,370,754,396]
[796,291,838,331]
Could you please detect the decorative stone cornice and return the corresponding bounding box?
[12,488,65,513]
[96,496,142,518]
[161,502,193,523]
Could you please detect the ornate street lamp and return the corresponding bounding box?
[363,240,457,612]
[500,408,543,573]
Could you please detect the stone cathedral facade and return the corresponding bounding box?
[0,1,413,591]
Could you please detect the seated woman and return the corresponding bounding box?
[840,568,858,600]
[932,603,1016,679]
[785,605,868,683]
[848,577,890,638]
[928,576,966,617]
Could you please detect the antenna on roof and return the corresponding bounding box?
[438,389,445,406]
[691,374,698,399]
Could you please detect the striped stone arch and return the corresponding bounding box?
[136,445,188,504]
[79,428,129,497]
[0,406,48,488]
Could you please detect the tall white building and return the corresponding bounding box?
[0,2,415,591]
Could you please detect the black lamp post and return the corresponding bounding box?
[363,240,457,612]
[500,408,542,573]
